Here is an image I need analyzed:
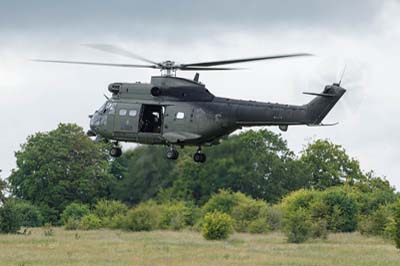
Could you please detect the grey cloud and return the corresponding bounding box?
[0,0,384,36]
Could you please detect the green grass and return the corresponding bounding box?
[0,228,399,266]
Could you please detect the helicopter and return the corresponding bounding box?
[33,44,346,163]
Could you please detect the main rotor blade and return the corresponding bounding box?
[32,59,157,69]
[180,66,243,71]
[83,43,159,65]
[182,53,313,67]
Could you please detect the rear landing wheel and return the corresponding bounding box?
[193,152,206,163]
[110,147,122,157]
[166,148,179,160]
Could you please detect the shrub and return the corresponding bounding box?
[283,208,312,243]
[93,200,128,228]
[80,214,102,230]
[125,201,161,231]
[319,188,358,232]
[202,190,240,215]
[310,219,328,239]
[159,202,193,230]
[280,189,320,213]
[107,214,126,229]
[3,200,43,228]
[0,201,21,233]
[358,205,390,236]
[93,200,128,218]
[232,198,268,232]
[265,206,283,231]
[394,200,400,249]
[202,190,269,233]
[248,218,270,234]
[64,218,80,230]
[202,211,233,240]
[61,203,90,225]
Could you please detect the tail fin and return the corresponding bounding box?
[304,83,346,125]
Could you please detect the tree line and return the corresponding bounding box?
[0,123,399,245]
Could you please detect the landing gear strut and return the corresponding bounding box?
[109,143,122,158]
[193,147,206,163]
[166,146,179,160]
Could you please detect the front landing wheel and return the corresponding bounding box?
[110,147,122,157]
[166,148,179,160]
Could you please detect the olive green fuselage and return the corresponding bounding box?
[90,76,345,146]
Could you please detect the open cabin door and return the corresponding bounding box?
[137,104,164,144]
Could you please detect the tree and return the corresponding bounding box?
[300,139,364,190]
[162,130,310,203]
[0,170,7,204]
[110,145,176,204]
[8,123,114,222]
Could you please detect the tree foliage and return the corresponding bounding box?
[110,146,176,204]
[8,123,114,222]
[0,170,7,204]
[202,211,234,240]
[300,139,364,189]
[394,200,400,249]
[112,130,309,204]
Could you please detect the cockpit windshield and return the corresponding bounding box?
[97,102,107,113]
[97,101,116,114]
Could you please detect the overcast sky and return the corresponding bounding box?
[1,0,399,189]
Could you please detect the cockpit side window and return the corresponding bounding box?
[119,109,127,116]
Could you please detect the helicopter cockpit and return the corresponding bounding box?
[90,101,113,129]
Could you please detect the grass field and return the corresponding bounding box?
[0,228,399,266]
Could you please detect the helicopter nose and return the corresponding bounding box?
[89,113,101,131]
[87,129,96,137]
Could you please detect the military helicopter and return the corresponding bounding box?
[34,44,346,163]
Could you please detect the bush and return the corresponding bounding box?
[107,214,126,229]
[202,211,233,240]
[248,218,270,234]
[264,206,283,231]
[231,196,268,232]
[358,205,390,236]
[64,218,80,230]
[80,214,102,230]
[283,208,312,243]
[93,200,128,218]
[202,190,240,215]
[280,189,320,213]
[0,201,21,233]
[6,200,43,227]
[319,188,358,232]
[202,190,270,233]
[61,203,90,225]
[0,200,44,233]
[159,202,193,230]
[310,219,328,239]
[16,201,43,227]
[125,201,161,231]
[394,200,400,249]
[93,200,128,228]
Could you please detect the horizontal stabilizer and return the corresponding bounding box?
[308,122,339,127]
[303,92,336,97]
